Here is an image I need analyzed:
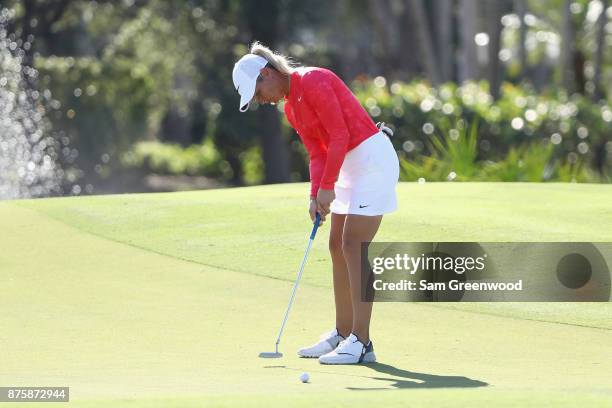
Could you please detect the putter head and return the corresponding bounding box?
[259,351,283,359]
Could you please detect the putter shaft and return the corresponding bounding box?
[273,214,321,352]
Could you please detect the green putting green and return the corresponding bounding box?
[1,182,611,407]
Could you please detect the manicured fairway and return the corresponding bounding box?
[1,182,611,407]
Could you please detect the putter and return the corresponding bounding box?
[259,212,322,358]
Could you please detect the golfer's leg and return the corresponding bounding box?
[329,212,352,337]
[342,214,383,344]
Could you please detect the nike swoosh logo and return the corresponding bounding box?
[359,205,369,208]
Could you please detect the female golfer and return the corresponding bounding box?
[232,42,399,364]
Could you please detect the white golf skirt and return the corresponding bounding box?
[330,130,400,216]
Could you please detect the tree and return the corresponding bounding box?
[560,0,575,92]
[160,72,196,146]
[406,0,441,86]
[241,1,291,184]
[5,0,71,88]
[592,0,609,101]
[486,0,504,99]
[368,0,403,78]
[514,0,528,80]
[432,0,454,83]
[458,0,479,82]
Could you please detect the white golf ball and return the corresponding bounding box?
[300,372,309,383]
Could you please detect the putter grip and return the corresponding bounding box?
[310,213,321,240]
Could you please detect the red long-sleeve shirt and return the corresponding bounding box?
[284,67,379,198]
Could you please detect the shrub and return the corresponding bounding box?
[400,119,600,183]
[121,138,230,178]
[353,78,611,182]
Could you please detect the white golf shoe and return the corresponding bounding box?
[318,333,376,365]
[297,328,345,358]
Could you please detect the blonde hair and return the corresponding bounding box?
[249,41,299,75]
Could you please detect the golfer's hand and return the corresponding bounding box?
[316,188,335,218]
[309,198,325,225]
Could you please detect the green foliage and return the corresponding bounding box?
[240,146,265,185]
[480,143,555,182]
[121,138,265,185]
[354,79,611,182]
[400,119,600,183]
[37,55,151,158]
[121,139,230,179]
[428,119,480,180]
[34,1,207,176]
[23,0,610,190]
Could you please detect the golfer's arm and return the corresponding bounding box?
[304,81,350,191]
[301,136,327,199]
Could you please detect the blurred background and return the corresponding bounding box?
[0,0,610,199]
